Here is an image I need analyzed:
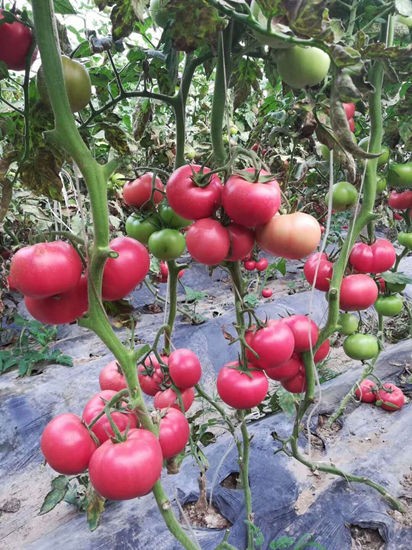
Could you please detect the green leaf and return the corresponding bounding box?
[381,271,412,284]
[86,488,105,531]
[53,0,76,15]
[269,535,295,549]
[276,387,297,417]
[183,286,208,303]
[39,476,70,515]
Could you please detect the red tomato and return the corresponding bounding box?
[9,241,82,298]
[281,368,307,393]
[282,315,319,353]
[225,224,255,262]
[388,190,412,210]
[340,274,379,311]
[217,363,268,409]
[24,274,88,325]
[354,379,378,403]
[99,360,127,392]
[375,383,405,412]
[159,408,190,459]
[343,102,356,119]
[122,173,164,208]
[261,288,273,298]
[303,252,333,291]
[255,257,269,271]
[313,338,330,363]
[138,354,168,396]
[41,413,97,475]
[88,428,163,500]
[154,386,195,412]
[0,10,36,71]
[168,348,202,389]
[246,320,295,369]
[265,353,302,381]
[82,390,138,444]
[102,237,150,301]
[166,165,222,220]
[256,212,321,260]
[349,238,396,274]
[186,218,230,265]
[243,260,256,271]
[347,117,355,132]
[222,169,281,228]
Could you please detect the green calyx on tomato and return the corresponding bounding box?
[37,55,92,113]
[343,333,379,361]
[276,46,330,89]
[148,228,186,260]
[398,232,412,250]
[374,295,403,317]
[326,181,358,211]
[125,213,160,244]
[387,162,412,190]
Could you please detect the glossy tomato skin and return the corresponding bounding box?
[256,212,321,260]
[343,333,379,360]
[303,252,333,291]
[148,229,186,260]
[24,274,88,324]
[349,238,396,274]
[326,181,358,211]
[387,162,412,190]
[338,312,359,335]
[374,295,403,317]
[154,387,195,412]
[222,170,281,228]
[99,360,127,392]
[125,213,160,244]
[9,241,82,299]
[186,218,230,265]
[355,379,378,403]
[0,10,36,71]
[375,383,405,411]
[388,190,412,210]
[217,364,268,409]
[159,408,190,459]
[246,320,295,369]
[88,429,163,500]
[255,257,269,271]
[313,339,330,363]
[122,173,163,208]
[281,367,307,393]
[398,232,412,249]
[138,354,167,396]
[168,348,202,389]
[282,315,319,353]
[166,165,222,220]
[82,390,138,444]
[276,46,330,88]
[102,237,150,301]
[41,413,97,475]
[339,274,378,311]
[226,224,255,262]
[265,353,302,381]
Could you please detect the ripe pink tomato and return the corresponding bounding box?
[102,237,150,301]
[0,10,36,71]
[343,102,356,119]
[138,354,168,396]
[88,428,163,500]
[225,223,255,262]
[24,274,88,325]
[168,348,202,389]
[313,338,330,363]
[261,288,273,298]
[159,408,190,459]
[265,353,302,381]
[166,164,222,220]
[348,117,355,132]
[255,257,269,271]
[375,383,405,412]
[186,218,230,265]
[9,240,82,298]
[303,252,333,291]
[340,274,378,311]
[82,390,138,444]
[154,386,195,412]
[222,169,281,228]
[349,238,396,274]
[41,413,97,475]
[282,315,319,353]
[99,360,127,392]
[256,212,321,260]
[122,173,164,208]
[281,367,307,393]
[354,379,378,403]
[217,363,268,409]
[388,190,412,210]
[246,319,295,369]
[243,260,256,271]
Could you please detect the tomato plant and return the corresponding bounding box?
[282,315,319,353]
[338,312,359,335]
[326,181,358,211]
[265,353,301,381]
[387,162,412,189]
[276,46,330,88]
[226,224,255,262]
[186,218,230,265]
[246,320,295,369]
[148,228,186,260]
[349,239,396,274]
[159,408,190,459]
[154,386,195,412]
[99,360,127,392]
[388,190,412,210]
[217,363,268,409]
[340,274,379,311]
[303,252,333,291]
[125,213,160,244]
[375,383,405,412]
[0,9,36,71]
[122,173,164,208]
[374,295,403,317]
[168,348,202,389]
[355,379,378,403]
[138,354,167,396]
[343,334,379,361]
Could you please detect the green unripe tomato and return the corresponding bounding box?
[149,0,169,28]
[148,229,186,260]
[125,214,159,244]
[338,312,359,335]
[387,162,412,190]
[158,204,191,229]
[37,55,92,113]
[398,231,412,249]
[326,181,358,211]
[376,176,387,193]
[276,46,330,89]
[343,334,379,361]
[374,295,404,317]
[358,139,390,167]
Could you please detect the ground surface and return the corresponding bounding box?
[0,256,411,550]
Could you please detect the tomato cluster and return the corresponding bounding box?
[355,379,406,412]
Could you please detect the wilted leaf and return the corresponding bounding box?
[86,487,105,531]
[133,99,153,141]
[20,147,64,200]
[111,1,136,40]
[282,0,335,41]
[39,476,70,515]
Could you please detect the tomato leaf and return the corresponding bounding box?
[86,487,105,531]
[53,0,76,14]
[380,271,412,284]
[39,475,70,515]
[276,387,297,417]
